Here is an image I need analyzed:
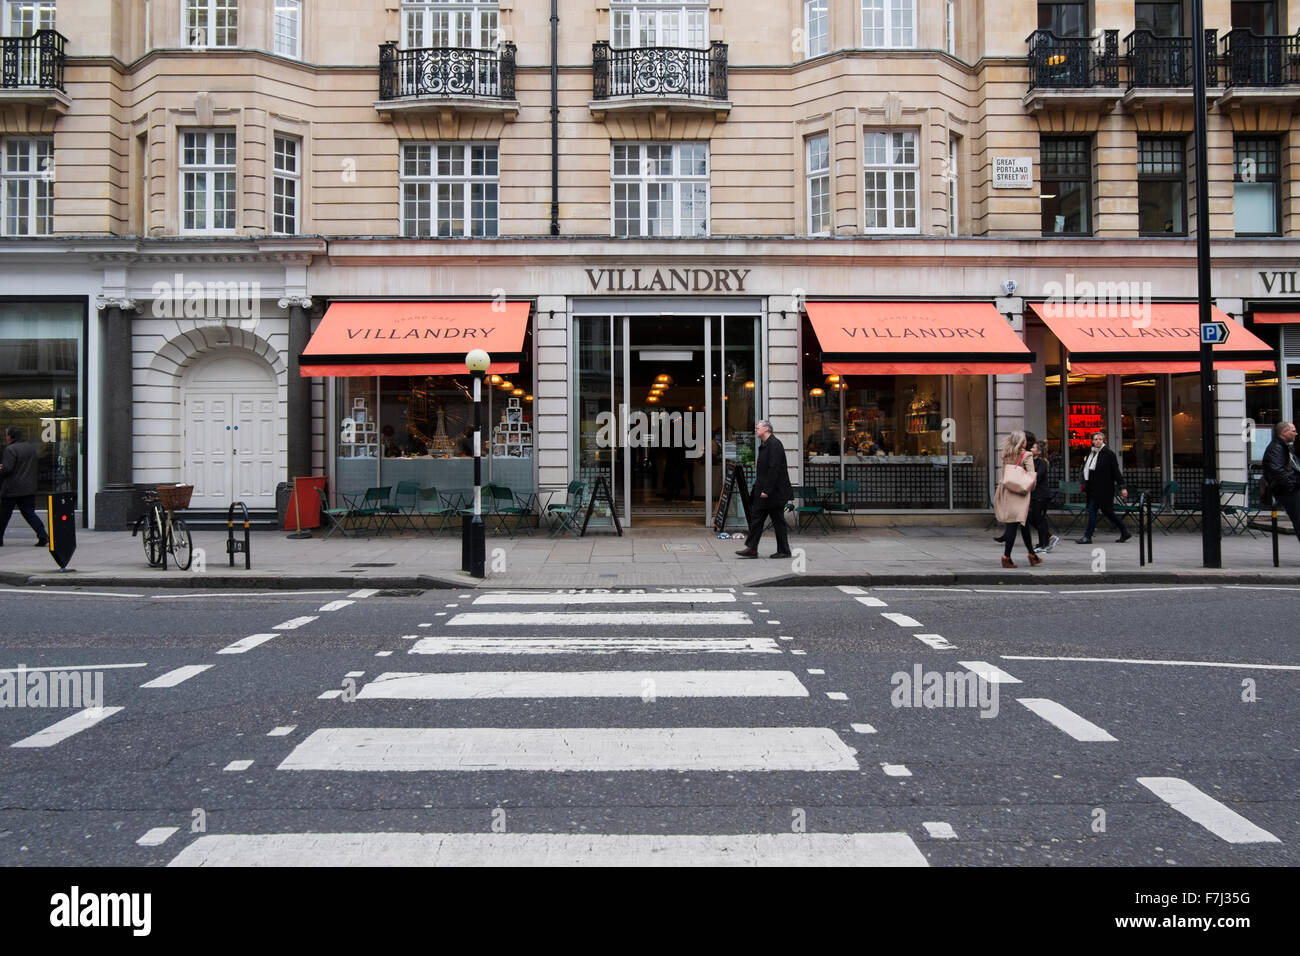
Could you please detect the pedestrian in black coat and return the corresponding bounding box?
[0,426,49,547]
[1076,430,1129,543]
[736,420,792,559]
[1262,420,1300,544]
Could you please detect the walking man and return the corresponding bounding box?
[0,426,49,548]
[736,420,792,559]
[1262,420,1300,544]
[1075,430,1130,544]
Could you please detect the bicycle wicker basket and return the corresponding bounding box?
[155,484,194,511]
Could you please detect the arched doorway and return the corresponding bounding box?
[181,353,279,510]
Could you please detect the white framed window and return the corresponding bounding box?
[863,129,918,233]
[180,129,236,234]
[272,134,300,235]
[947,136,959,235]
[273,0,301,59]
[403,0,498,49]
[184,0,238,48]
[611,142,708,237]
[611,1,707,48]
[862,0,915,48]
[401,143,499,237]
[3,0,56,34]
[804,0,828,57]
[807,133,831,235]
[946,0,955,55]
[2,137,53,236]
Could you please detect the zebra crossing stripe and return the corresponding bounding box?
[447,611,752,627]
[140,665,213,688]
[1136,777,1280,844]
[355,670,808,699]
[168,831,929,867]
[1016,698,1116,742]
[217,634,277,655]
[409,636,783,655]
[471,592,736,605]
[278,727,860,772]
[11,707,124,748]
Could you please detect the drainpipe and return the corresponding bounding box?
[550,0,559,235]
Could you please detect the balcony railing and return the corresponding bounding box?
[1027,29,1119,89]
[378,42,516,101]
[1125,30,1218,87]
[1221,29,1300,87]
[592,41,728,100]
[1,29,65,91]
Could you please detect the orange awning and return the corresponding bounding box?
[805,301,1035,375]
[1027,302,1275,374]
[1251,312,1300,324]
[300,300,531,377]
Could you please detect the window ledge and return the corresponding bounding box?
[1122,86,1223,108]
[588,96,732,122]
[0,88,70,115]
[374,97,519,121]
[1216,86,1300,110]
[1022,87,1121,114]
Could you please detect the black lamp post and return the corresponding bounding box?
[462,348,490,577]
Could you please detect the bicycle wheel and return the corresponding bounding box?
[169,517,194,570]
[142,508,164,567]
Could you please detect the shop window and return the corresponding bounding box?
[3,1,56,34]
[863,129,918,234]
[612,1,707,48]
[611,142,709,238]
[273,0,301,59]
[1121,374,1162,495]
[334,329,534,505]
[271,134,300,235]
[1234,137,1280,237]
[402,142,499,238]
[180,129,236,234]
[1038,1,1087,36]
[1040,136,1090,236]
[806,133,831,235]
[804,0,828,57]
[862,0,915,48]
[184,0,237,47]
[1244,324,1281,461]
[2,137,53,236]
[403,0,498,49]
[1170,372,1203,500]
[1138,137,1186,236]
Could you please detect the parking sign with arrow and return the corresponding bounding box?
[1200,321,1230,345]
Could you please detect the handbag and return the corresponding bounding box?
[1000,455,1036,496]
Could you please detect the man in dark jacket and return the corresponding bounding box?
[1076,430,1130,544]
[1262,420,1300,544]
[0,426,48,547]
[736,419,792,559]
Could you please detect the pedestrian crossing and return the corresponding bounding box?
[169,588,930,866]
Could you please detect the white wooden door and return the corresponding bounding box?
[184,390,277,509]
[233,393,277,508]
[185,395,232,507]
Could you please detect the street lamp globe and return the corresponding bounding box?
[465,349,491,373]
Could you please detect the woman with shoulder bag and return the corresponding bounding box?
[993,430,1040,568]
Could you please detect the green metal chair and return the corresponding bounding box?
[546,481,586,538]
[315,486,357,540]
[485,483,534,537]
[392,480,421,531]
[415,485,457,536]
[1056,480,1088,535]
[357,486,398,535]
[822,480,859,530]
[1219,481,1261,537]
[790,485,830,534]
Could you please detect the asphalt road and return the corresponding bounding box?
[0,583,1295,870]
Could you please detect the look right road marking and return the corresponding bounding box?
[1017,699,1116,742]
[1136,777,1280,844]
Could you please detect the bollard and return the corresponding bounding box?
[227,501,252,569]
[1138,493,1147,567]
[1272,509,1280,568]
[1145,494,1154,564]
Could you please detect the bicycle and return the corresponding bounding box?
[133,484,194,570]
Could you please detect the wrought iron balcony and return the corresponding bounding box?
[1027,29,1120,90]
[1125,30,1218,88]
[1,29,65,91]
[378,42,516,103]
[592,41,728,101]
[1221,29,1300,87]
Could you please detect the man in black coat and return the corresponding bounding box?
[1076,430,1130,544]
[0,426,49,547]
[736,419,792,559]
[1262,420,1300,544]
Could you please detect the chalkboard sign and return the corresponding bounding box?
[580,475,623,537]
[713,464,751,533]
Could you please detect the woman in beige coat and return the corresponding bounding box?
[994,430,1040,568]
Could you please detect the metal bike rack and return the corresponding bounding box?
[1137,493,1155,567]
[227,501,252,569]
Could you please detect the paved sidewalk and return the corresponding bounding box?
[1,519,1298,588]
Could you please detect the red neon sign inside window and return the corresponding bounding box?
[1068,403,1105,449]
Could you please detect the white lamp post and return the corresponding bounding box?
[463,348,491,577]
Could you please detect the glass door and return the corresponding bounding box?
[573,315,625,528]
[713,314,762,520]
